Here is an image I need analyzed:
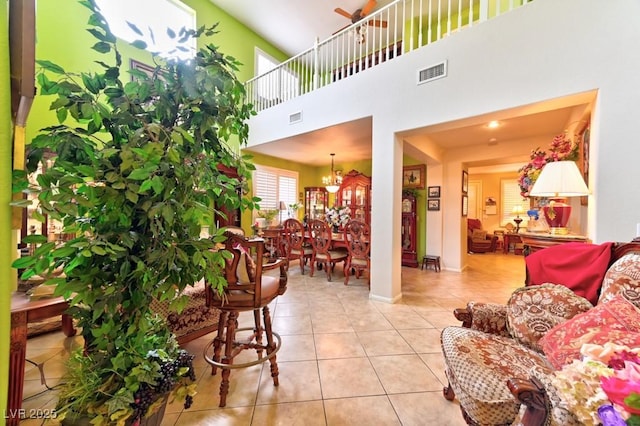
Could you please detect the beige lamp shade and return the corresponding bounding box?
[529,161,589,197]
[511,205,524,215]
[529,161,588,235]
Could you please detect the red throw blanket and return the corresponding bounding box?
[525,242,614,305]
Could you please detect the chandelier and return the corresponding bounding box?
[322,153,342,193]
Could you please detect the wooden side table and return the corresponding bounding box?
[8,292,76,425]
[519,232,590,255]
[503,233,523,254]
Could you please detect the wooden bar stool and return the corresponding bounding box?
[421,255,441,272]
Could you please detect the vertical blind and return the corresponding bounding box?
[501,179,526,226]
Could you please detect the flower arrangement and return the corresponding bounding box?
[517,133,579,197]
[549,343,640,425]
[326,205,351,229]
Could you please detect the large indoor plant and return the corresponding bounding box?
[12,0,256,424]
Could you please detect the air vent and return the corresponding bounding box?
[289,111,302,124]
[417,61,447,85]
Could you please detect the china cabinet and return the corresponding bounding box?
[401,193,418,267]
[336,170,371,225]
[304,187,329,222]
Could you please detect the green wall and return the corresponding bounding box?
[1,1,12,418]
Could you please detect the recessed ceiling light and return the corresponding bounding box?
[487,120,500,129]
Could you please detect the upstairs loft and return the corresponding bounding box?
[245,0,533,114]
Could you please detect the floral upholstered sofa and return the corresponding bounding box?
[440,240,640,425]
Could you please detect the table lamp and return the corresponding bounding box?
[528,161,589,235]
[278,201,287,225]
[511,205,524,233]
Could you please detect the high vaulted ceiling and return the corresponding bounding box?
[208,0,593,171]
[209,0,396,56]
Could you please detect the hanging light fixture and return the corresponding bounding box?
[322,153,342,193]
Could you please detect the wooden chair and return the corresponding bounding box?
[282,218,313,274]
[343,220,371,286]
[203,232,288,407]
[308,219,348,282]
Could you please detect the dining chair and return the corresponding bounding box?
[203,231,288,407]
[282,218,313,274]
[308,219,348,282]
[343,219,371,286]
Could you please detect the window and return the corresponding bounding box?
[501,179,526,226]
[253,165,298,218]
[95,0,196,60]
[255,48,299,102]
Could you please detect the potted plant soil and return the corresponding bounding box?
[12,0,257,424]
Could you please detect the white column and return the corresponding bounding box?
[369,126,403,303]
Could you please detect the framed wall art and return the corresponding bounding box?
[462,170,469,193]
[462,194,468,217]
[427,199,440,211]
[427,186,441,198]
[403,164,426,189]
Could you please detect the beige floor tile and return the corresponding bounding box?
[324,395,400,426]
[256,360,322,404]
[318,358,384,399]
[276,334,316,361]
[21,252,524,425]
[314,332,365,359]
[389,392,468,426]
[397,328,444,353]
[173,406,254,425]
[419,352,450,388]
[252,400,326,426]
[272,315,313,335]
[311,313,354,334]
[370,354,442,393]
[356,330,414,356]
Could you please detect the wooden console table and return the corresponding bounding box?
[8,292,76,425]
[519,232,590,255]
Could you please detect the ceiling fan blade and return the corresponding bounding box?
[334,7,353,19]
[361,0,377,17]
[368,19,388,28]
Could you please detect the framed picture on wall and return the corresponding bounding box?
[427,199,440,211]
[462,195,468,217]
[462,170,469,193]
[403,165,426,189]
[427,186,441,198]
[578,123,590,206]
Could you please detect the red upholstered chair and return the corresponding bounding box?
[282,218,313,274]
[467,218,498,253]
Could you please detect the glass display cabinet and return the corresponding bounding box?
[304,187,329,222]
[336,170,371,225]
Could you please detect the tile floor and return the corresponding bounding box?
[21,252,525,425]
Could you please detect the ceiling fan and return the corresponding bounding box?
[333,0,388,35]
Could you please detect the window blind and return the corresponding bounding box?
[501,179,525,226]
[253,165,298,216]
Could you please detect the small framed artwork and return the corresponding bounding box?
[462,195,468,216]
[427,199,440,211]
[427,186,441,198]
[578,123,590,206]
[462,170,469,193]
[403,164,426,189]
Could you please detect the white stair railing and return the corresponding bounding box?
[245,0,531,112]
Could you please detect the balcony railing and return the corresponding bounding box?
[245,0,532,112]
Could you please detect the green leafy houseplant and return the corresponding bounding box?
[12,0,257,424]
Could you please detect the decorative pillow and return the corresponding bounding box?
[539,295,640,369]
[507,284,593,352]
[471,229,487,241]
[598,252,640,309]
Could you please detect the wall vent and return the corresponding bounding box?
[289,111,302,124]
[417,61,447,85]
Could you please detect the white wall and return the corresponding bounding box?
[247,0,640,301]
